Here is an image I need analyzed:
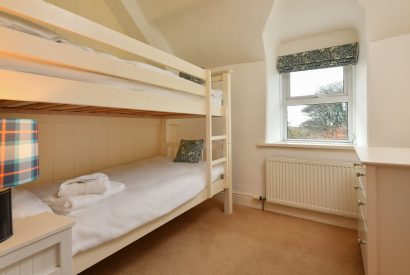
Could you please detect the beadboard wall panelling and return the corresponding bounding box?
[1,113,161,184]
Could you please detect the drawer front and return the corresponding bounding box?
[358,211,368,274]
[357,186,367,224]
[355,164,367,194]
[0,243,61,275]
[355,163,368,274]
[357,174,367,195]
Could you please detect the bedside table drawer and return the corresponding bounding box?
[0,233,61,275]
[0,213,74,275]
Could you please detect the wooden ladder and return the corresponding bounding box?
[205,69,232,214]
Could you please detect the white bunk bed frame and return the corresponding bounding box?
[0,1,232,273]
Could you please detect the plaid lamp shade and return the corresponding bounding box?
[0,118,39,188]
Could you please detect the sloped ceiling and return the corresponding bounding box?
[357,0,410,41]
[50,0,365,68]
[104,0,173,54]
[136,0,205,22]
[268,0,364,45]
[136,0,275,68]
[45,0,147,42]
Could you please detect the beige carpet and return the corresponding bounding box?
[81,199,364,275]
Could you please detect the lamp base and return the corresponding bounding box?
[0,188,12,242]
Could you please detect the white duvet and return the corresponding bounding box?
[27,157,224,255]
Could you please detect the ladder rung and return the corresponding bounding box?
[211,135,227,141]
[212,158,227,166]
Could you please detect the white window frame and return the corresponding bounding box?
[280,65,355,143]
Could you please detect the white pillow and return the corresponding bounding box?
[12,188,53,220]
[0,12,62,42]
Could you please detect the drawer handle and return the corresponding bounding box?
[354,163,361,167]
[356,172,365,177]
[353,185,362,190]
[358,200,366,206]
[358,239,367,245]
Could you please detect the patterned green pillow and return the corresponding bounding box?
[174,139,204,163]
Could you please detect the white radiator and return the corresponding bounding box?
[266,157,358,218]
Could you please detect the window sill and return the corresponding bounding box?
[257,141,355,151]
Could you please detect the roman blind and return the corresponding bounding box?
[277,42,359,74]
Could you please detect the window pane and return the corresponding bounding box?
[287,103,348,140]
[290,67,344,97]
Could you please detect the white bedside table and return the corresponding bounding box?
[0,212,74,275]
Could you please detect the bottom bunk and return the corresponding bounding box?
[18,156,226,273]
[1,68,232,274]
[74,187,212,274]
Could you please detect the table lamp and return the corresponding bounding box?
[0,118,39,242]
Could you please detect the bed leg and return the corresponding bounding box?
[224,187,233,214]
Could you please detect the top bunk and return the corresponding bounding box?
[0,0,231,118]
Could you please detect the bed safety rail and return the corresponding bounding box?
[0,26,205,97]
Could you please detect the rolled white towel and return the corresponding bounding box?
[58,173,110,197]
[45,181,125,215]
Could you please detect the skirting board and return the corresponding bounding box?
[214,190,263,210]
[215,191,357,230]
[264,202,357,230]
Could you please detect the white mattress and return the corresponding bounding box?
[26,157,224,255]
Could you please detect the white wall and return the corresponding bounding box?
[358,0,410,42]
[278,29,359,55]
[1,113,162,185]
[357,0,410,147]
[367,33,410,147]
[354,31,368,147]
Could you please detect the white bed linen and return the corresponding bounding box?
[12,189,52,220]
[26,157,224,255]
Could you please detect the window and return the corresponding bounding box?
[281,66,354,142]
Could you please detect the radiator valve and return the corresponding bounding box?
[253,195,266,201]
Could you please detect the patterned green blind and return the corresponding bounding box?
[277,42,359,74]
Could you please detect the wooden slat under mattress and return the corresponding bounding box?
[0,100,200,118]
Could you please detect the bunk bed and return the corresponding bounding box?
[0,0,232,274]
